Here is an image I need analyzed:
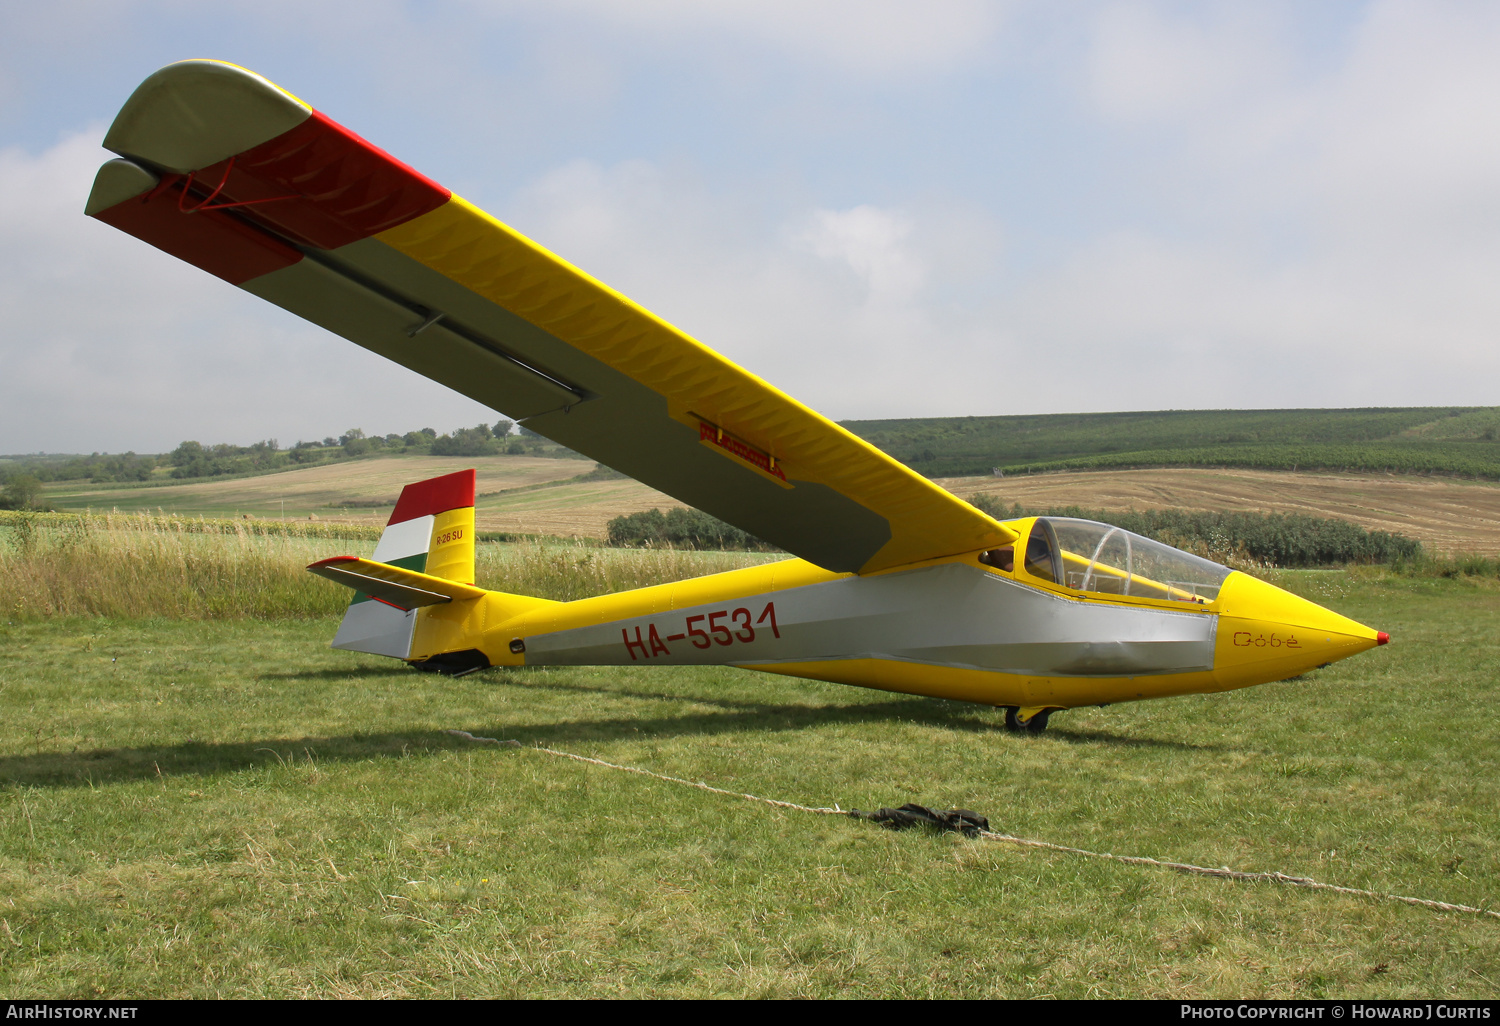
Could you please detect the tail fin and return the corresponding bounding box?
[328,469,476,659]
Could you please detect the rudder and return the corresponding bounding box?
[330,469,476,658]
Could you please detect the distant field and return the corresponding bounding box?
[44,455,591,524]
[23,406,1500,520]
[476,477,685,537]
[41,453,1500,553]
[42,453,688,537]
[25,406,1500,547]
[948,467,1500,556]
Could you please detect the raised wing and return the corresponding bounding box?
[88,60,1016,574]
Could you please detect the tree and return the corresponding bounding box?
[340,428,370,457]
[606,507,771,551]
[429,424,496,456]
[169,440,205,466]
[2,473,43,510]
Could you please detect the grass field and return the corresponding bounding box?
[1,543,1498,996]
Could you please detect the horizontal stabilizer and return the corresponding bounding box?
[308,556,487,610]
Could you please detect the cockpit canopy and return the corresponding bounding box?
[1017,518,1231,604]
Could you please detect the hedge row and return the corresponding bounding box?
[969,496,1422,567]
[606,508,775,551]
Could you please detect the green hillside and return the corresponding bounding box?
[841,407,1500,479]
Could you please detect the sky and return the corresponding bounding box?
[2,1,1499,454]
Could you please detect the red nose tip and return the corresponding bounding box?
[1376,631,1390,646]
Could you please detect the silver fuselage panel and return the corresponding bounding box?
[525,563,1215,677]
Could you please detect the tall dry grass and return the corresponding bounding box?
[0,512,783,620]
[475,541,779,603]
[0,509,382,541]
[0,512,370,619]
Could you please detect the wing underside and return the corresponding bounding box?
[88,60,1016,574]
[307,556,488,609]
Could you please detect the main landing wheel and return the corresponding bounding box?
[1004,706,1057,735]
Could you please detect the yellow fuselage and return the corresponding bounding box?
[410,518,1383,713]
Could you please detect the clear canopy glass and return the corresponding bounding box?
[1026,518,1232,604]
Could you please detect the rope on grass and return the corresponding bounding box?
[445,730,521,748]
[967,831,1500,921]
[447,731,1500,923]
[532,744,847,815]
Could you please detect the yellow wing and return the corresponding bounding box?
[88,60,1016,574]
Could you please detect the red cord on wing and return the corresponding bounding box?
[178,157,297,213]
[92,106,449,285]
[177,158,233,212]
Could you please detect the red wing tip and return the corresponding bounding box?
[308,556,359,568]
[1376,631,1390,646]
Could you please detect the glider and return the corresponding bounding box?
[89,61,1388,732]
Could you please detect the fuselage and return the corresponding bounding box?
[411,517,1385,711]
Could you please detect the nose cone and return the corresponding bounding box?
[1213,572,1383,690]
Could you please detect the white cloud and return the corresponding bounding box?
[501,158,1006,418]
[1022,0,1500,410]
[794,206,924,307]
[1085,4,1292,124]
[1311,3,1500,243]
[487,80,1500,421]
[522,0,1012,77]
